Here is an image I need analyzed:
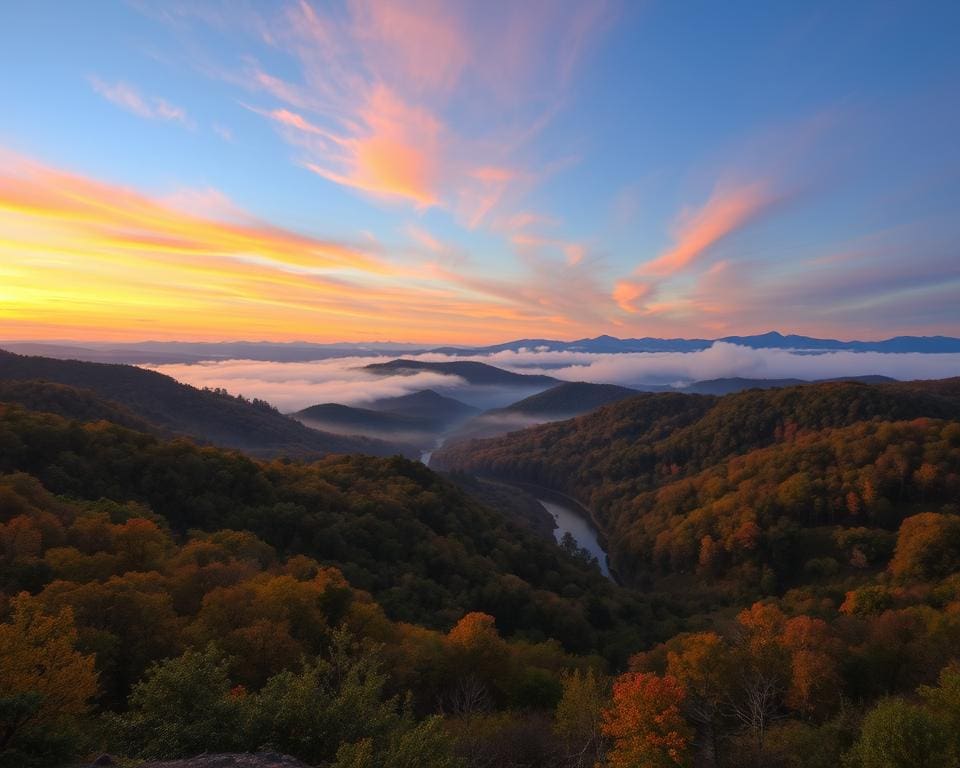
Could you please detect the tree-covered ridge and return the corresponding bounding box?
[609,418,960,592]
[0,379,157,433]
[436,380,960,594]
[6,463,960,767]
[5,381,960,767]
[0,402,652,656]
[494,382,640,418]
[0,350,410,458]
[438,381,960,495]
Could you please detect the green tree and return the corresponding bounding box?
[555,668,609,768]
[332,716,462,768]
[919,663,960,756]
[844,698,955,768]
[242,634,395,763]
[108,644,241,759]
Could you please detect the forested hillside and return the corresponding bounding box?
[436,380,960,598]
[0,403,651,653]
[5,381,960,768]
[0,350,410,458]
[495,382,640,418]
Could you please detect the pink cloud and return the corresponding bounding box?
[565,244,586,265]
[269,108,325,135]
[306,85,442,207]
[642,180,773,276]
[406,224,444,253]
[348,0,470,95]
[612,280,651,313]
[610,179,776,315]
[252,69,313,110]
[89,77,192,127]
[218,2,611,220]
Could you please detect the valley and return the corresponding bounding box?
[3,345,960,768]
[7,5,960,765]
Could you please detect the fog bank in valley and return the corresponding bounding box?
[147,342,960,412]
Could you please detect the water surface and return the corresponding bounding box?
[539,498,611,579]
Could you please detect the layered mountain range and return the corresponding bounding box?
[4,330,959,365]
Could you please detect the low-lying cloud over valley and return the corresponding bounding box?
[147,343,960,412]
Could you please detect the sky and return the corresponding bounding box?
[1,0,959,344]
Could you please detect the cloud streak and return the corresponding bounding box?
[90,77,193,127]
[643,180,774,276]
[612,179,777,313]
[0,149,620,343]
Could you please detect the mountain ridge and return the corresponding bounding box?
[5,331,959,365]
[362,358,559,387]
[0,349,412,458]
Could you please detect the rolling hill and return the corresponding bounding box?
[0,379,157,432]
[365,388,478,425]
[496,381,640,417]
[0,349,410,458]
[442,381,644,442]
[290,402,427,440]
[291,390,479,446]
[363,358,558,387]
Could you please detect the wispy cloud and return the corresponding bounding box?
[642,180,775,276]
[612,279,650,313]
[89,76,193,127]
[304,84,443,207]
[202,0,614,220]
[405,224,444,254]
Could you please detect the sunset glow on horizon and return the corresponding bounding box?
[2,1,959,343]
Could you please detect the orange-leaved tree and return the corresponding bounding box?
[601,671,692,768]
[0,593,98,753]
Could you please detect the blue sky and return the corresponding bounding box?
[1,0,958,342]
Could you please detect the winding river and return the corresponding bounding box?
[422,449,613,581]
[537,496,612,580]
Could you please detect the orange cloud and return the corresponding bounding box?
[306,85,441,207]
[612,280,651,313]
[0,151,616,343]
[641,181,773,276]
[0,158,382,275]
[565,244,586,265]
[610,180,774,315]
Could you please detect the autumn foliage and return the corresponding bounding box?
[601,672,691,768]
[3,378,960,766]
[0,595,97,760]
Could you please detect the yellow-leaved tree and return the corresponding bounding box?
[0,593,98,757]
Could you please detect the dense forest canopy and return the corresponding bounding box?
[437,380,960,593]
[3,374,960,767]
